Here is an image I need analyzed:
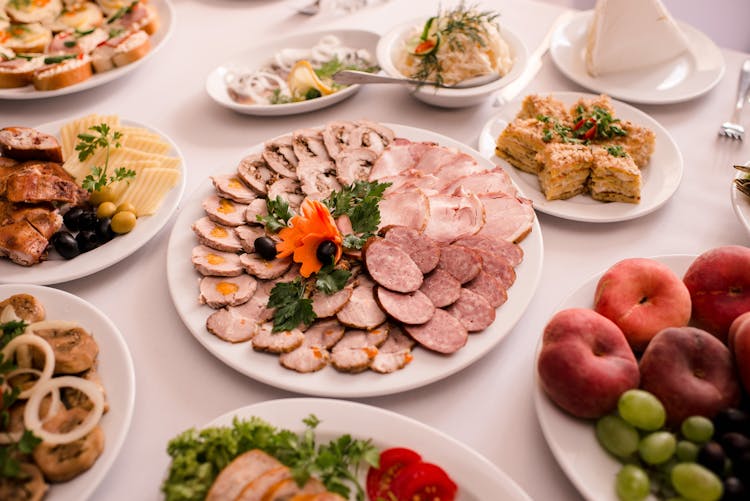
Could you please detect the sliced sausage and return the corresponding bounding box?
[404,309,467,354]
[211,174,258,204]
[240,253,292,280]
[202,195,248,227]
[453,234,524,267]
[192,245,243,277]
[311,285,352,318]
[437,244,481,284]
[382,225,440,274]
[0,126,62,162]
[192,216,243,253]
[336,277,386,330]
[237,153,278,194]
[252,323,305,353]
[206,450,283,501]
[419,269,462,308]
[471,247,516,289]
[465,271,507,308]
[446,289,496,332]
[199,275,257,308]
[363,238,422,293]
[370,325,415,374]
[375,287,434,325]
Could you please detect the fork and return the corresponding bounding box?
[296,0,321,15]
[719,60,750,140]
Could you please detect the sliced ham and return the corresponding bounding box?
[234,225,268,253]
[375,287,434,325]
[252,323,305,353]
[202,195,248,227]
[263,135,298,179]
[419,269,462,308]
[447,289,496,332]
[382,225,440,274]
[331,325,388,373]
[192,245,243,277]
[465,271,507,308]
[240,253,292,279]
[192,216,243,253]
[237,153,278,195]
[370,325,415,374]
[404,309,467,354]
[453,234,524,267]
[205,450,282,501]
[245,199,268,225]
[368,138,423,180]
[322,120,357,159]
[411,145,462,175]
[423,192,484,243]
[363,238,423,293]
[311,286,353,318]
[378,190,429,233]
[267,177,304,211]
[437,245,481,284]
[476,194,534,243]
[211,174,257,204]
[199,275,257,308]
[336,277,386,330]
[431,154,490,191]
[390,172,441,195]
[441,169,517,197]
[335,147,377,186]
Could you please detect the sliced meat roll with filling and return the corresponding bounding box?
[447,288,496,332]
[378,189,429,233]
[311,285,353,318]
[240,253,292,279]
[335,147,377,186]
[476,194,534,244]
[297,158,341,200]
[453,234,524,267]
[423,192,485,243]
[279,319,345,373]
[192,245,243,277]
[267,177,304,211]
[252,322,304,353]
[437,245,481,284]
[263,135,298,179]
[237,153,278,194]
[382,225,440,273]
[202,195,248,227]
[205,450,283,501]
[192,216,243,252]
[234,225,267,253]
[206,280,275,342]
[404,309,467,354]
[336,277,386,329]
[199,275,257,308]
[375,287,434,325]
[465,271,507,308]
[245,199,268,225]
[348,120,394,156]
[363,238,423,293]
[323,120,357,159]
[211,174,258,204]
[370,325,416,374]
[331,325,388,373]
[292,128,332,162]
[419,269,462,308]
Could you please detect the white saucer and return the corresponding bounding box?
[549,11,725,105]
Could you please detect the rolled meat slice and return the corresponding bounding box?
[330,325,388,373]
[423,192,485,243]
[237,153,278,194]
[202,195,248,227]
[382,225,440,274]
[192,245,243,277]
[370,325,415,374]
[335,147,377,186]
[453,234,524,267]
[322,120,357,159]
[375,287,434,325]
[211,174,258,204]
[476,194,534,243]
[311,285,353,318]
[263,135,298,179]
[363,238,423,293]
[447,289,496,332]
[234,225,268,253]
[297,158,340,200]
[240,253,292,280]
[292,128,332,162]
[404,309,467,354]
[465,271,507,308]
[199,275,257,309]
[437,245,481,284]
[205,276,276,342]
[192,216,243,253]
[267,177,304,211]
[348,120,394,156]
[419,269,462,308]
[378,190,430,233]
[252,323,305,353]
[336,277,386,329]
[244,199,269,225]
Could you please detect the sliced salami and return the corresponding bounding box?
[437,245,481,284]
[336,277,386,329]
[453,234,524,267]
[370,325,415,374]
[382,225,440,274]
[363,238,423,293]
[375,287,435,325]
[419,269,462,307]
[465,271,507,308]
[447,289,496,332]
[404,309,467,354]
[472,248,516,289]
[199,275,257,308]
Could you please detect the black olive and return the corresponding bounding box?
[51,231,80,260]
[723,477,747,501]
[63,207,84,231]
[697,441,727,475]
[77,211,98,232]
[316,240,337,265]
[254,236,277,261]
[721,432,750,460]
[95,217,115,243]
[76,230,100,253]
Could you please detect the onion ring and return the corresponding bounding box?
[1,333,55,399]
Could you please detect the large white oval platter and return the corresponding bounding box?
[166,123,543,398]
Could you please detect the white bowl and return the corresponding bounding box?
[376,19,527,108]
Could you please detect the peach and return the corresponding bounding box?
[683,245,750,343]
[594,258,691,352]
[538,308,640,419]
[729,311,750,394]
[639,327,741,426]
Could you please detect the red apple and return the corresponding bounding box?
[538,308,640,419]
[640,326,741,426]
[728,311,750,394]
[684,246,750,343]
[594,258,691,351]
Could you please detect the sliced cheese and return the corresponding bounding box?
[106,159,160,201]
[120,135,171,155]
[117,167,181,216]
[60,114,120,161]
[585,0,690,77]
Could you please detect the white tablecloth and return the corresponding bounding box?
[4,0,750,499]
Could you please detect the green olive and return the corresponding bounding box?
[116,202,136,214]
[96,202,117,219]
[111,211,137,234]
[88,187,115,205]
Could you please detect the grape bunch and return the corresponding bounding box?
[595,390,749,501]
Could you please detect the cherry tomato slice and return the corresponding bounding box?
[367,447,422,501]
[390,461,458,501]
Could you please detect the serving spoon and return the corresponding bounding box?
[332,70,501,89]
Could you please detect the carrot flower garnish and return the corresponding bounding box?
[276,199,342,277]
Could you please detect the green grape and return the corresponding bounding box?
[676,440,699,462]
[596,415,640,458]
[681,416,714,443]
[671,463,723,501]
[618,389,666,431]
[616,464,650,501]
[639,431,677,465]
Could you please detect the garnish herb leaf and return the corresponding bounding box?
[268,278,315,332]
[76,123,134,193]
[323,180,391,249]
[315,265,351,295]
[606,145,627,157]
[257,196,292,233]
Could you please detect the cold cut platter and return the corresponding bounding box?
[167,121,543,398]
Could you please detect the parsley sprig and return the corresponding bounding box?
[323,180,391,250]
[257,196,293,233]
[267,278,315,332]
[76,123,136,193]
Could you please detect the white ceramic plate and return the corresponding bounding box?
[731,166,750,235]
[203,398,532,501]
[0,283,136,501]
[533,254,693,501]
[478,91,684,223]
[549,11,725,105]
[376,19,527,108]
[0,0,175,100]
[166,124,543,398]
[0,117,186,285]
[205,29,379,116]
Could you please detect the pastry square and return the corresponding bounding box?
[518,94,571,124]
[588,146,642,203]
[536,143,593,200]
[570,94,616,119]
[609,120,656,168]
[496,118,558,174]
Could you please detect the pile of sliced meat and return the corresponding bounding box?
[191,119,532,375]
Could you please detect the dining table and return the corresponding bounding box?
[4,0,750,499]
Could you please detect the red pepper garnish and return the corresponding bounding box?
[573,118,587,131]
[582,120,598,140]
[77,53,84,60]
